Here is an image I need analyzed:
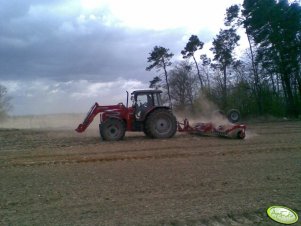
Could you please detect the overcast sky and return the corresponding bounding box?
[0,0,243,115]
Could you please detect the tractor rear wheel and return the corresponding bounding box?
[100,118,125,141]
[145,109,177,139]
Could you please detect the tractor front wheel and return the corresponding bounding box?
[145,109,177,139]
[100,118,125,141]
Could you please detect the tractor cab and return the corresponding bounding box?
[131,90,163,120]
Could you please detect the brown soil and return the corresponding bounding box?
[0,121,300,225]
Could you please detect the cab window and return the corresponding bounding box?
[136,94,148,107]
[153,93,162,106]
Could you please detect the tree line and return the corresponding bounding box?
[146,0,301,118]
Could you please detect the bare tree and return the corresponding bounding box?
[200,54,212,93]
[169,61,197,111]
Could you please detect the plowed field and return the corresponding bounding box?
[1,121,301,225]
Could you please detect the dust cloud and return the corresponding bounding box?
[244,130,258,140]
[1,97,235,132]
[0,113,100,131]
[174,95,230,126]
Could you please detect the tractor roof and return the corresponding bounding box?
[131,89,162,95]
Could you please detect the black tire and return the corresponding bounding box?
[143,126,152,138]
[227,109,240,123]
[237,130,246,139]
[145,109,177,139]
[99,118,125,141]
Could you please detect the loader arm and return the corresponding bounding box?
[75,102,108,133]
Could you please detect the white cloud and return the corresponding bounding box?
[76,0,243,34]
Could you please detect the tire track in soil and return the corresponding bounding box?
[158,210,290,226]
[1,126,300,168]
[3,143,300,168]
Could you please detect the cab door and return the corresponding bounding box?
[134,93,154,121]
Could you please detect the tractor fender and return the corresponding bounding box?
[101,111,125,124]
[143,106,172,121]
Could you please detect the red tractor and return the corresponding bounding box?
[76,90,177,141]
[76,89,246,140]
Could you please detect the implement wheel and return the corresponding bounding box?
[237,130,246,139]
[100,118,125,141]
[227,109,241,123]
[145,109,177,139]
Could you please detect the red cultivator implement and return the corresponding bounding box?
[177,119,246,139]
